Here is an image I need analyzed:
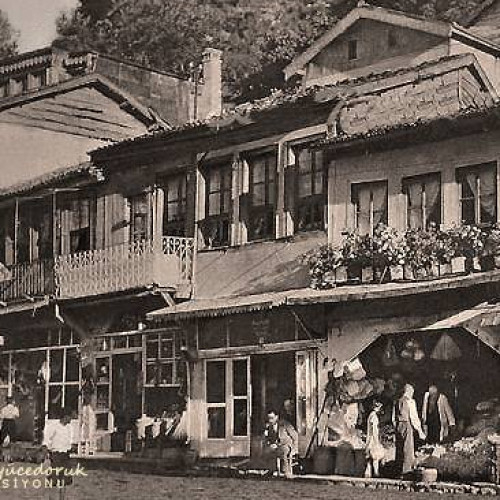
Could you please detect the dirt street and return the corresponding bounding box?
[0,467,480,500]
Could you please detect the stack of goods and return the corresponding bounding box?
[420,399,500,482]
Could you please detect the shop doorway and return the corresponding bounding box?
[251,350,317,458]
[111,353,142,449]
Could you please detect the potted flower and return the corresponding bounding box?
[449,225,485,274]
[404,227,436,280]
[342,230,372,283]
[372,224,399,283]
[389,234,408,281]
[480,224,500,271]
[306,244,345,289]
[430,225,455,276]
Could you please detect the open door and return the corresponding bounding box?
[296,350,318,457]
[202,357,251,457]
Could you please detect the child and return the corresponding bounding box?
[365,400,385,478]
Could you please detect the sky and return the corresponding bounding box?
[0,0,78,52]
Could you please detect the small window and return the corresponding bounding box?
[128,192,152,242]
[348,39,358,61]
[32,69,47,89]
[351,181,388,235]
[402,173,441,229]
[247,152,276,241]
[202,164,232,247]
[295,147,326,232]
[160,174,187,237]
[457,162,497,226]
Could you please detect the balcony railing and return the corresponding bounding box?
[55,237,194,299]
[0,258,55,303]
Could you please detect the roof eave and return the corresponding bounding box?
[283,5,450,80]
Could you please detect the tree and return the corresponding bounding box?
[0,10,18,59]
[55,0,484,102]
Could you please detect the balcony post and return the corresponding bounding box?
[13,198,19,265]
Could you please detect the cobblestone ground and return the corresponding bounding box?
[0,466,480,500]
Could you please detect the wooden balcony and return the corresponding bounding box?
[0,259,55,303]
[54,237,194,300]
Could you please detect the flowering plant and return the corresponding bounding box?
[306,244,344,289]
[341,229,372,268]
[372,224,406,267]
[448,224,485,258]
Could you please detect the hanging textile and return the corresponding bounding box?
[382,337,399,367]
[431,333,462,361]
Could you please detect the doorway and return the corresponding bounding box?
[111,353,142,450]
[251,350,318,458]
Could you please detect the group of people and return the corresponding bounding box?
[261,381,456,480]
[366,383,455,478]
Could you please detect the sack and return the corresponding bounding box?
[344,358,366,381]
[382,338,398,367]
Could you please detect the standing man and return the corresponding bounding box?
[42,406,74,500]
[0,396,19,448]
[393,384,426,477]
[263,408,298,478]
[422,383,455,444]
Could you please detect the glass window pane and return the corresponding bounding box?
[298,149,312,173]
[50,350,63,383]
[65,386,79,418]
[206,361,226,404]
[96,358,110,383]
[208,193,221,216]
[252,160,266,184]
[210,169,221,193]
[252,184,266,206]
[146,363,159,385]
[160,362,173,385]
[96,386,109,410]
[48,386,63,418]
[128,335,142,348]
[207,407,226,438]
[66,349,79,382]
[96,413,108,430]
[462,199,476,224]
[146,339,159,359]
[233,360,247,397]
[314,171,323,195]
[160,337,174,359]
[299,175,312,198]
[114,336,127,349]
[233,399,248,437]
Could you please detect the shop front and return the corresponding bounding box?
[185,307,327,459]
[314,299,500,481]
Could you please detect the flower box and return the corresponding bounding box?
[439,262,453,276]
[390,264,404,281]
[451,256,466,274]
[335,265,348,284]
[361,267,373,284]
[403,264,414,281]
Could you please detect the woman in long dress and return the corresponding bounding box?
[365,400,384,477]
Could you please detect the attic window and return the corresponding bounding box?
[347,39,358,61]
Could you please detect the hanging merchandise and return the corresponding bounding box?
[401,339,426,362]
[344,358,367,381]
[431,333,462,361]
[382,337,399,367]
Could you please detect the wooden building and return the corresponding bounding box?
[2,2,500,462]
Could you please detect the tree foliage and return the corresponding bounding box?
[55,0,485,102]
[0,10,18,59]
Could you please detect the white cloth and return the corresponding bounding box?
[0,404,19,420]
[136,414,154,440]
[43,420,73,453]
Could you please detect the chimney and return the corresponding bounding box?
[200,48,222,119]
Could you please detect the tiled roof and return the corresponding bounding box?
[0,161,102,200]
[93,53,480,157]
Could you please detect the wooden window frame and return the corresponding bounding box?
[202,164,232,248]
[402,172,442,230]
[128,191,153,243]
[160,174,188,237]
[351,180,388,235]
[294,146,326,232]
[247,152,277,241]
[457,162,497,227]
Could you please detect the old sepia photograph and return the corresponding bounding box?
[0,0,499,498]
